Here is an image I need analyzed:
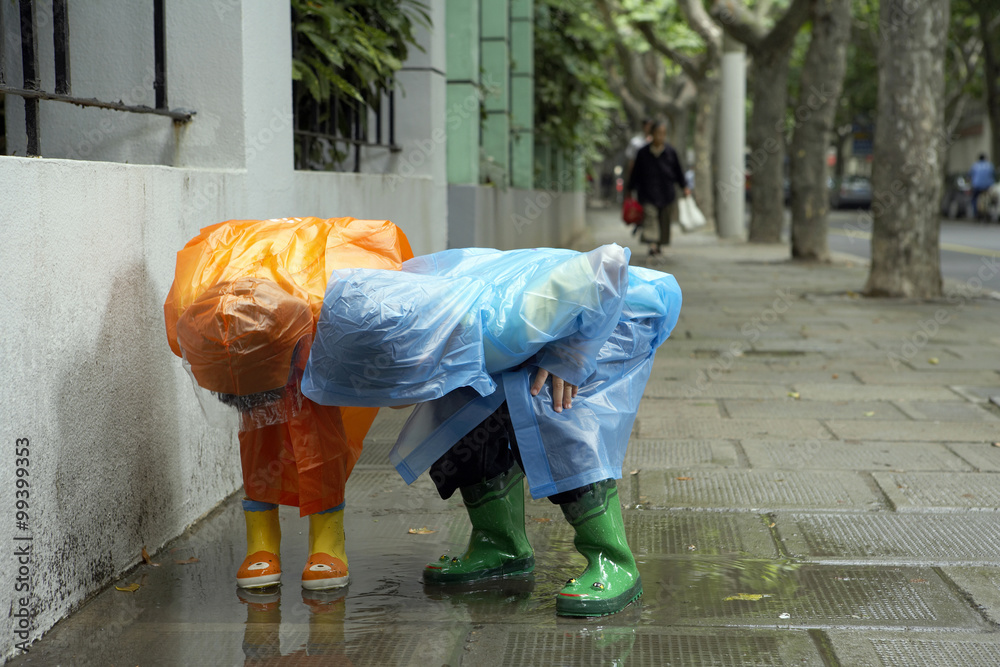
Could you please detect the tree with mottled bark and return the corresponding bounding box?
[630,0,723,232]
[712,0,813,244]
[864,0,950,298]
[595,1,698,158]
[788,0,851,262]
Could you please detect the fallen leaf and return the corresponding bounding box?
[788,392,800,399]
[928,357,939,365]
[174,557,200,565]
[724,593,770,601]
[675,476,692,481]
[768,522,776,528]
[864,411,875,417]
[408,527,436,535]
[531,517,552,523]
[962,493,975,498]
[832,374,839,379]
[115,583,140,593]
[141,546,160,567]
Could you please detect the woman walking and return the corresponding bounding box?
[627,119,690,257]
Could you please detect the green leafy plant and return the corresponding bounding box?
[291,0,430,169]
[534,0,619,174]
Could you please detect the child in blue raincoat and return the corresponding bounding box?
[302,243,682,617]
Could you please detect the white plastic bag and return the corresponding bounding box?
[678,196,706,232]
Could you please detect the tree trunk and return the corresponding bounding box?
[694,75,720,232]
[789,0,851,262]
[864,0,949,298]
[747,55,792,243]
[981,13,1000,164]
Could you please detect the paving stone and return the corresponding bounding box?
[873,472,1000,512]
[750,341,878,355]
[899,356,1000,372]
[365,415,408,441]
[778,512,1000,564]
[948,443,1000,471]
[639,562,982,630]
[790,383,966,402]
[945,344,1000,360]
[827,421,998,442]
[741,441,971,472]
[827,631,1000,667]
[357,437,395,467]
[764,358,899,373]
[950,385,1000,402]
[939,568,1000,626]
[637,470,883,511]
[723,399,909,421]
[854,370,1000,386]
[470,627,824,667]
[5,624,471,667]
[644,381,791,399]
[647,366,708,383]
[891,400,1000,422]
[708,370,864,385]
[635,418,833,441]
[638,399,722,420]
[624,439,741,469]
[537,511,779,558]
[346,469,453,514]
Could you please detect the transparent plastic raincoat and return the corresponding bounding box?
[164,217,413,515]
[302,244,682,498]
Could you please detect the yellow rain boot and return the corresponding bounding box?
[302,503,349,590]
[237,499,282,589]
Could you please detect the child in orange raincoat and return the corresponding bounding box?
[164,217,412,590]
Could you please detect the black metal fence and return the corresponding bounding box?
[292,87,401,172]
[0,0,193,157]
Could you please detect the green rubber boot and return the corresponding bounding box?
[423,465,535,585]
[556,479,642,617]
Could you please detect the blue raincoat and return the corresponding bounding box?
[301,244,682,498]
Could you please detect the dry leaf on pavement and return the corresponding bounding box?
[141,546,160,567]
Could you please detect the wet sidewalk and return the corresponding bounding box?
[12,209,1000,666]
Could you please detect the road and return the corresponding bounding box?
[825,210,1000,294]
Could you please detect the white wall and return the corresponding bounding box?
[448,184,587,251]
[0,0,447,659]
[0,157,245,659]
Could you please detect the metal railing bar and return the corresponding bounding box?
[19,0,39,155]
[53,0,70,94]
[292,128,401,151]
[153,0,167,108]
[388,89,395,146]
[0,85,194,121]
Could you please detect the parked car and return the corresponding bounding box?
[941,173,973,219]
[828,175,872,209]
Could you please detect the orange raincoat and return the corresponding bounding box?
[164,217,413,516]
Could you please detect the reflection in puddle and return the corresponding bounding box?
[639,557,803,624]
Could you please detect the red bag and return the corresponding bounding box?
[622,197,643,225]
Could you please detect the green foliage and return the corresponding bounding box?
[291,0,429,103]
[291,0,429,168]
[534,0,620,164]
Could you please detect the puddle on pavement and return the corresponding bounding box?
[9,495,983,665]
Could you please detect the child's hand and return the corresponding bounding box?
[530,368,579,413]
